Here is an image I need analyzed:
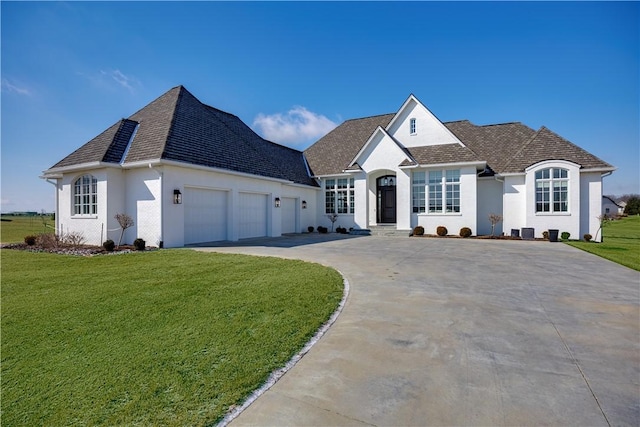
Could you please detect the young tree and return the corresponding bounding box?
[114,213,134,248]
[595,214,609,242]
[327,212,338,232]
[488,213,503,237]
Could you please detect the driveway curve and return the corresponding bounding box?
[193,235,639,426]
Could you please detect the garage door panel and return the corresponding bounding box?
[281,197,296,234]
[239,193,267,239]
[184,188,227,244]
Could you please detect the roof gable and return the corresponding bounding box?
[385,94,463,148]
[350,126,414,172]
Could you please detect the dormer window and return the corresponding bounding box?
[410,118,416,135]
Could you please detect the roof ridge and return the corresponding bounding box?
[499,126,543,172]
[159,86,188,159]
[344,112,395,122]
[535,126,613,168]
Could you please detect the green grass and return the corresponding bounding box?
[1,249,344,426]
[566,215,640,271]
[1,215,54,243]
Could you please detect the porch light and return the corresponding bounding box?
[302,200,307,209]
[389,178,394,186]
[274,197,281,208]
[173,189,182,204]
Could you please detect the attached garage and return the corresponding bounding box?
[184,187,228,244]
[239,192,268,239]
[281,197,297,234]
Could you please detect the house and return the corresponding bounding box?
[602,196,624,217]
[42,86,614,246]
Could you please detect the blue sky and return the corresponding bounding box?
[2,1,638,212]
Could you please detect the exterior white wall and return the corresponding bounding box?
[56,168,114,246]
[414,165,477,235]
[502,175,526,236]
[581,172,604,242]
[386,98,461,148]
[477,177,504,236]
[124,168,162,246]
[353,171,368,229]
[395,169,411,230]
[525,161,581,239]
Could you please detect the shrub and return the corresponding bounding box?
[561,231,570,240]
[37,233,61,249]
[307,226,314,233]
[459,227,472,238]
[24,235,37,246]
[61,231,85,247]
[103,239,115,252]
[413,225,425,236]
[436,226,448,237]
[583,233,592,242]
[133,238,146,251]
[317,226,328,234]
[542,231,549,240]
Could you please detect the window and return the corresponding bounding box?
[535,168,568,213]
[413,169,460,214]
[412,172,425,213]
[326,178,355,214]
[410,118,416,135]
[73,174,97,215]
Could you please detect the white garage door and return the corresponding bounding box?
[239,192,268,239]
[184,187,227,244]
[281,197,297,234]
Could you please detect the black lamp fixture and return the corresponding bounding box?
[274,197,281,208]
[173,189,182,204]
[302,200,307,209]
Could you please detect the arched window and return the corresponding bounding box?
[535,168,568,213]
[73,174,97,215]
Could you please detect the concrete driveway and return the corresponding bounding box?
[193,235,639,426]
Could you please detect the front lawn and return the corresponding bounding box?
[1,215,54,243]
[566,215,640,271]
[1,249,344,426]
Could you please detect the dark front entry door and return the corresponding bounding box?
[376,175,396,223]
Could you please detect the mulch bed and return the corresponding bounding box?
[0,243,157,256]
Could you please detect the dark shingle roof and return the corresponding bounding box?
[305,113,613,175]
[499,126,613,173]
[304,114,394,176]
[47,86,317,186]
[51,119,138,168]
[401,144,482,167]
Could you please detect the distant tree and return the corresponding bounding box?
[619,194,640,203]
[114,213,134,248]
[624,197,640,215]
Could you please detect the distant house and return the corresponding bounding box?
[42,86,614,246]
[602,196,624,217]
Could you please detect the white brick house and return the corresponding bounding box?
[42,86,614,246]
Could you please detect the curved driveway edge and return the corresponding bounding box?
[194,235,640,426]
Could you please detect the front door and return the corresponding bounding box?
[376,175,396,223]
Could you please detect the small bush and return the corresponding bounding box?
[413,226,425,236]
[542,231,549,240]
[103,239,115,252]
[436,226,448,237]
[37,233,60,249]
[307,226,314,233]
[583,233,592,242]
[561,231,570,240]
[133,238,146,251]
[24,235,37,246]
[459,227,472,238]
[61,231,85,247]
[317,226,328,234]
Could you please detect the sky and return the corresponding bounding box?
[2,1,638,213]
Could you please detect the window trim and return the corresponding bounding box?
[535,167,569,214]
[73,174,98,216]
[409,118,417,135]
[325,177,355,214]
[412,169,461,215]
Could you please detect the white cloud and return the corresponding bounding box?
[253,106,337,146]
[99,69,140,92]
[1,79,31,96]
